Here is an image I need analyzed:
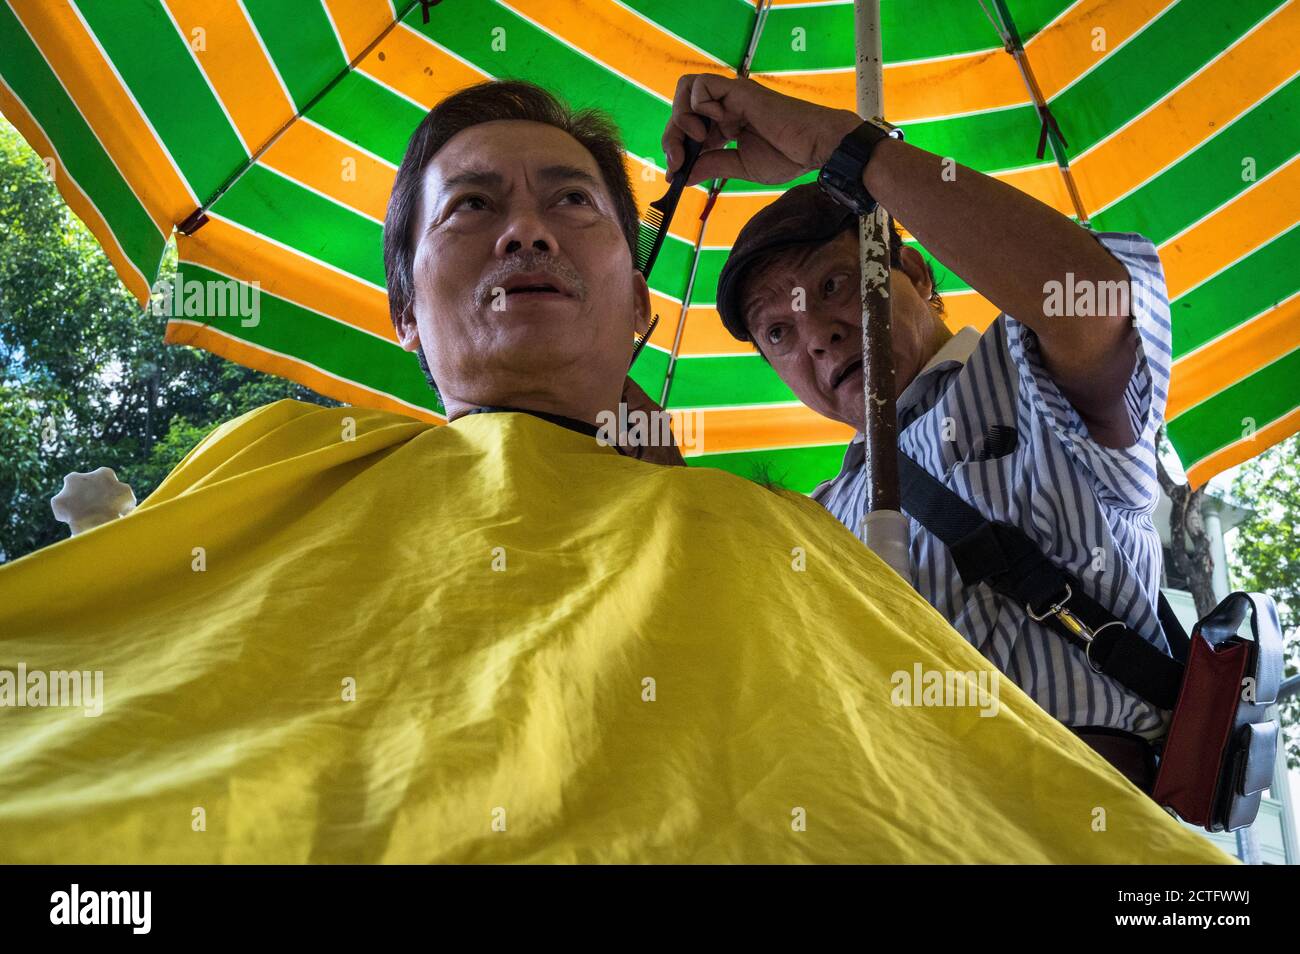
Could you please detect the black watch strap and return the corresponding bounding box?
[818,119,901,216]
[838,119,894,163]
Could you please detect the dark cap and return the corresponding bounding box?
[716,183,858,343]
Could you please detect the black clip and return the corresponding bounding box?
[177,208,209,236]
[1034,103,1069,160]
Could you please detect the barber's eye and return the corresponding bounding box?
[559,190,591,205]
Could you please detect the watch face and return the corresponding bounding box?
[818,170,870,216]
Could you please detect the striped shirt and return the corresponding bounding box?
[813,231,1174,739]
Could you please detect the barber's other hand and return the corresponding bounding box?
[662,74,862,187]
[617,377,686,468]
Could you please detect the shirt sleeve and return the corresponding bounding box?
[1003,231,1172,513]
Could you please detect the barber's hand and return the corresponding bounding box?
[617,377,685,467]
[662,74,862,187]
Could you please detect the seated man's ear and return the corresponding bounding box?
[633,270,652,338]
[395,305,421,353]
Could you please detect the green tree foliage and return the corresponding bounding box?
[0,118,336,564]
[1229,436,1300,769]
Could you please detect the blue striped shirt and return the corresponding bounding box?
[813,231,1174,738]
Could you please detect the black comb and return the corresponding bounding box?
[629,119,711,370]
[629,313,660,369]
[635,117,712,278]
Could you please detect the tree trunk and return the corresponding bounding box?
[1156,427,1218,617]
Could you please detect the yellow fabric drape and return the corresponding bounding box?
[0,400,1230,863]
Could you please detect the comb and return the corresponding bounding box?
[634,117,712,278]
[629,313,660,369]
[629,119,710,371]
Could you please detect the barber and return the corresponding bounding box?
[662,74,1178,790]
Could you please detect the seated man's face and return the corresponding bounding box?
[398,120,649,421]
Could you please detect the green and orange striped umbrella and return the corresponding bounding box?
[1,0,1295,489]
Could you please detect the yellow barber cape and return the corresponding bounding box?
[0,399,1229,863]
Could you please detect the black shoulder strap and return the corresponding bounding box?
[898,451,1185,710]
[1156,591,1191,663]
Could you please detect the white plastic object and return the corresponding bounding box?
[863,508,911,581]
[50,466,137,536]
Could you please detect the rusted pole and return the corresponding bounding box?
[855,0,910,578]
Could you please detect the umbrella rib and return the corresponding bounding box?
[657,0,774,408]
[659,207,713,406]
[177,0,424,234]
[982,0,1091,226]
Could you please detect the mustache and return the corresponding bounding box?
[476,253,586,305]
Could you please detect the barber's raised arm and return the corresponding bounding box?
[857,137,1137,446]
[663,73,1139,447]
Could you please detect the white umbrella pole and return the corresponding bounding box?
[854,1,911,581]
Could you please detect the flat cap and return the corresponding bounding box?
[715,183,857,342]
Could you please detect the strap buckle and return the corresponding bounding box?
[868,116,905,142]
[1026,585,1123,673]
[1026,584,1079,628]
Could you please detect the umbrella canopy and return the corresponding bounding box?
[1,0,1296,490]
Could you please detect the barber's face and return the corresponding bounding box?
[396,120,649,418]
[743,231,936,432]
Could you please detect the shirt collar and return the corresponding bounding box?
[896,325,982,413]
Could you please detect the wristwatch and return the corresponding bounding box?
[817,118,903,216]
